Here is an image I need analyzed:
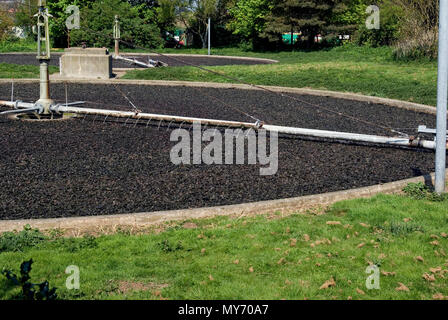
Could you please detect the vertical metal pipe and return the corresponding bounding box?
[435,0,448,193]
[114,15,120,57]
[35,0,53,114]
[208,17,211,56]
[115,39,119,57]
[39,60,50,101]
[37,17,41,55]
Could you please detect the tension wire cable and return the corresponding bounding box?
[115,36,409,138]
[1,22,408,138]
[112,83,142,114]
[11,78,14,102]
[65,81,68,107]
[76,24,265,125]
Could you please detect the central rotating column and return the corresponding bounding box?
[35,0,54,114]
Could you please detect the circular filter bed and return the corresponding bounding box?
[0,53,276,69]
[0,82,439,220]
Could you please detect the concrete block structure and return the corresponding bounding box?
[60,48,112,79]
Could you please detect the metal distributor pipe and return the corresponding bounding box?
[0,100,439,149]
[0,100,43,117]
[0,100,84,109]
[0,101,36,109]
[47,105,437,150]
[263,124,436,150]
[113,55,156,68]
[51,105,258,128]
[0,106,43,116]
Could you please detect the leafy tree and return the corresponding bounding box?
[14,0,162,48]
[211,0,241,47]
[332,0,367,26]
[0,6,15,41]
[128,0,158,6]
[47,0,96,47]
[263,0,348,47]
[69,0,163,49]
[355,0,402,47]
[13,0,38,39]
[227,0,274,39]
[14,0,96,47]
[156,0,178,36]
[177,0,219,48]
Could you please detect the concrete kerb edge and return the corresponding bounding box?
[0,171,445,234]
[0,79,440,233]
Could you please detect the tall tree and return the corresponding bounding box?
[156,0,178,35]
[227,0,274,39]
[177,0,218,48]
[69,0,162,48]
[263,0,347,47]
[0,4,15,41]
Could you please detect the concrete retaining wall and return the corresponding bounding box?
[60,48,112,80]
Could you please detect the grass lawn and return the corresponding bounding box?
[1,191,447,300]
[0,63,59,79]
[0,40,38,53]
[0,45,438,106]
[0,40,65,53]
[123,45,438,106]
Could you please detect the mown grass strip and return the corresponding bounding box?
[0,63,59,79]
[123,46,437,106]
[1,193,447,300]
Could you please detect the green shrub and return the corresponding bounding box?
[403,182,448,201]
[403,182,430,199]
[157,239,183,253]
[2,259,57,300]
[0,225,47,253]
[354,1,401,47]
